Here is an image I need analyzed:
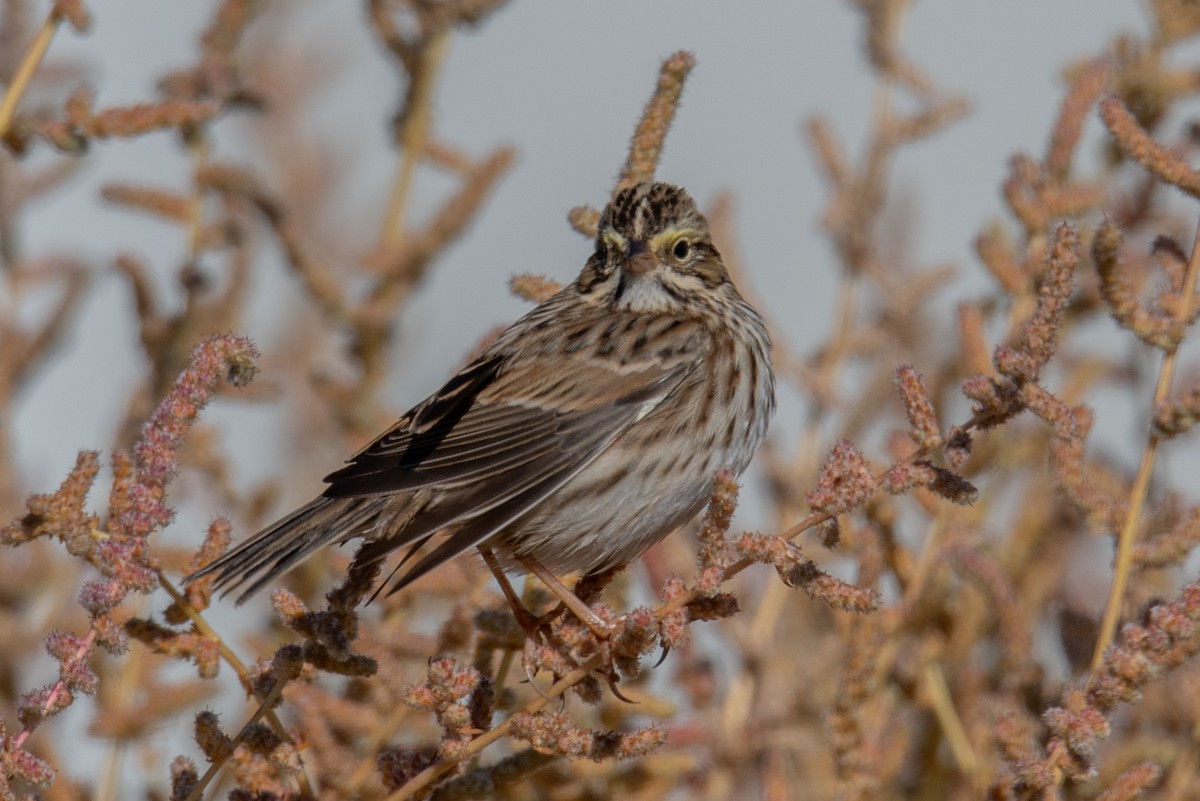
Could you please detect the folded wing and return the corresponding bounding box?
[188,324,702,602]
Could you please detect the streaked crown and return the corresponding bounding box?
[577,182,728,301]
[598,182,709,243]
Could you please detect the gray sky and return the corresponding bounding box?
[14,0,1143,490]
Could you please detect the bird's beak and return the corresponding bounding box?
[626,243,658,275]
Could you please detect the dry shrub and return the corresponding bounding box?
[3,2,1200,800]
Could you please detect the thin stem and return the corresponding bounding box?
[922,663,982,786]
[345,703,411,793]
[0,7,62,139]
[385,653,604,801]
[1089,219,1200,673]
[186,131,210,262]
[183,675,290,801]
[1164,743,1198,801]
[717,578,789,741]
[158,575,314,797]
[900,509,948,613]
[795,0,899,469]
[97,594,149,801]
[96,742,125,801]
[158,575,251,680]
[379,30,451,255]
[12,627,96,749]
[495,646,517,692]
[799,273,861,470]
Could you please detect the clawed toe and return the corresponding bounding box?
[600,666,638,704]
[482,548,654,703]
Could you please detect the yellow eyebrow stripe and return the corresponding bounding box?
[650,227,700,252]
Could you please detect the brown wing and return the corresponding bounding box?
[189,312,707,603]
[321,354,513,495]
[341,346,695,576]
[324,348,687,492]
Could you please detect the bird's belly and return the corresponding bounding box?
[487,390,768,577]
[492,423,749,576]
[487,344,771,578]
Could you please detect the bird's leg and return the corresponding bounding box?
[480,548,571,699]
[518,557,639,703]
[479,546,549,639]
[518,554,613,640]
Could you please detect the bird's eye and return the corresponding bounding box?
[672,239,691,261]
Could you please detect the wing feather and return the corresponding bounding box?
[379,450,600,594]
[349,401,654,568]
[322,353,688,498]
[187,308,710,603]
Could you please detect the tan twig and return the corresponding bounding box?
[1100,96,1200,199]
[9,261,88,384]
[344,703,411,794]
[96,593,148,801]
[0,5,63,139]
[182,672,291,801]
[1090,218,1200,673]
[1046,58,1112,181]
[385,654,605,800]
[199,163,351,323]
[379,29,452,254]
[716,578,790,741]
[158,576,313,797]
[615,50,694,192]
[185,130,210,263]
[922,663,982,786]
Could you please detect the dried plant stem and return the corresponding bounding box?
[1092,434,1160,668]
[1090,219,1200,673]
[380,30,451,254]
[869,4,902,132]
[0,5,63,138]
[748,578,793,647]
[718,578,790,738]
[387,653,606,801]
[495,643,517,690]
[806,274,862,434]
[96,741,125,801]
[97,594,149,801]
[922,663,982,786]
[798,0,897,464]
[792,215,862,496]
[780,412,987,546]
[158,576,314,797]
[345,703,411,793]
[183,675,290,801]
[748,412,981,601]
[186,132,210,260]
[159,575,250,678]
[900,509,948,610]
[384,411,985,791]
[12,627,96,750]
[615,50,695,191]
[1164,746,1198,801]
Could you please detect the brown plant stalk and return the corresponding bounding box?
[1090,130,1200,675]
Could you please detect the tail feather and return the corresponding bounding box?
[188,496,395,604]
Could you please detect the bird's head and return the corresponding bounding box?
[576,182,728,313]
